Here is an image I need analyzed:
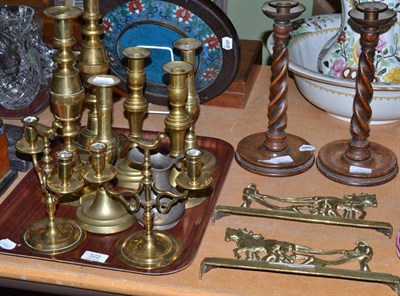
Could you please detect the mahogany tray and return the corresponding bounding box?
[0,129,234,275]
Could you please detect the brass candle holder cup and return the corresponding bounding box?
[235,0,314,177]
[16,117,86,255]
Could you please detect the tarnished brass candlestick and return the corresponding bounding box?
[16,117,86,255]
[317,3,398,186]
[113,134,188,269]
[76,142,133,234]
[116,47,151,189]
[173,38,217,173]
[44,6,84,167]
[176,148,213,208]
[235,1,314,177]
[77,0,110,161]
[88,75,120,164]
[163,61,192,158]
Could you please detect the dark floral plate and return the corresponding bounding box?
[100,0,240,105]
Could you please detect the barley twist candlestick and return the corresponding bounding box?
[235,0,314,176]
[116,47,151,189]
[173,38,217,173]
[317,3,398,186]
[77,0,110,161]
[44,6,84,167]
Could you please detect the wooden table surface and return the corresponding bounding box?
[1,66,399,296]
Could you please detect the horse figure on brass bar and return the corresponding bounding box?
[225,228,373,272]
[240,183,377,220]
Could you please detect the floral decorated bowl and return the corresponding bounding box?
[267,14,400,125]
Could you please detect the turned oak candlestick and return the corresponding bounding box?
[235,0,314,176]
[317,3,398,186]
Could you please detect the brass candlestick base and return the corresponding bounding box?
[77,143,133,234]
[235,1,314,177]
[317,3,398,186]
[21,217,86,255]
[236,132,314,176]
[116,230,182,269]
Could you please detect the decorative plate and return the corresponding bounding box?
[100,0,240,105]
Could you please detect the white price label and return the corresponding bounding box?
[81,251,109,263]
[349,165,372,174]
[299,145,315,152]
[222,37,233,50]
[258,155,294,164]
[0,238,16,250]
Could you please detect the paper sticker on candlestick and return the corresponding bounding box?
[349,166,372,174]
[0,238,16,250]
[222,37,233,50]
[81,250,109,263]
[258,156,294,164]
[299,145,315,152]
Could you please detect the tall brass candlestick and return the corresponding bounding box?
[163,61,192,158]
[173,38,216,173]
[116,47,151,189]
[88,75,120,164]
[44,6,84,166]
[77,0,110,161]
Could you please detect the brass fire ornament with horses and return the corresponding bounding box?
[200,228,400,293]
[213,183,392,237]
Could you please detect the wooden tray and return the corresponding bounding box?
[0,129,234,275]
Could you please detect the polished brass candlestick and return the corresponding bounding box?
[116,47,151,189]
[176,148,213,209]
[76,142,133,234]
[235,1,314,177]
[113,134,187,269]
[173,38,217,173]
[16,117,86,255]
[163,61,192,158]
[77,0,110,161]
[44,6,84,167]
[317,3,398,186]
[88,75,120,164]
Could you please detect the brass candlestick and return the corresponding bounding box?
[176,148,213,209]
[116,47,151,189]
[44,6,85,167]
[173,38,217,173]
[76,142,133,234]
[16,117,86,255]
[77,0,110,161]
[113,134,187,269]
[163,61,192,158]
[235,1,314,177]
[88,75,120,164]
[317,3,398,186]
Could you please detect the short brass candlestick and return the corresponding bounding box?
[163,61,192,158]
[16,117,86,254]
[176,148,213,209]
[77,0,110,161]
[235,1,314,177]
[44,6,84,167]
[116,47,151,189]
[317,3,398,186]
[88,75,120,164]
[173,38,217,173]
[114,134,187,269]
[77,143,133,234]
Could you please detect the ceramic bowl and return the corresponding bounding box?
[267,14,400,125]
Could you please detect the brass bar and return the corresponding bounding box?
[213,205,393,238]
[200,257,400,292]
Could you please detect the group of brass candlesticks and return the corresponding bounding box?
[15,1,215,270]
[202,1,399,293]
